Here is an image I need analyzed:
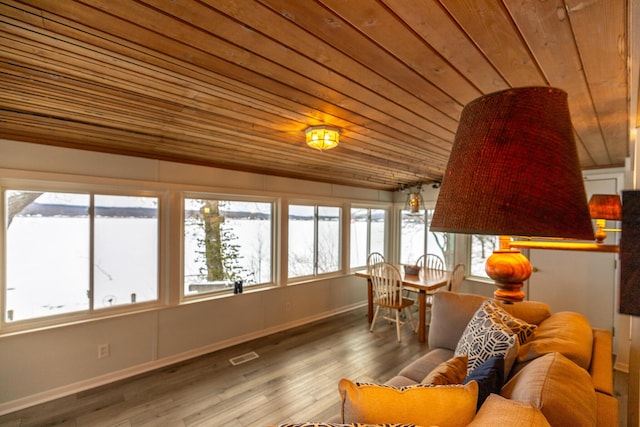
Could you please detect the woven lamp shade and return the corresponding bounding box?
[588,194,622,220]
[431,87,593,241]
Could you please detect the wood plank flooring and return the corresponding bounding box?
[0,305,629,426]
[0,307,430,426]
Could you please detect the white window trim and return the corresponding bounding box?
[1,178,166,334]
[180,192,279,302]
[348,204,389,271]
[287,202,343,282]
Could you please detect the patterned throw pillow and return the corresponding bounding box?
[484,299,537,344]
[455,300,519,377]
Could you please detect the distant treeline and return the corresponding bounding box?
[184,209,270,220]
[19,204,157,218]
[20,204,266,219]
[19,204,386,221]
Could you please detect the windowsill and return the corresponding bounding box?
[3,283,283,336]
[0,301,167,338]
[181,283,278,303]
[287,270,351,286]
[466,276,494,285]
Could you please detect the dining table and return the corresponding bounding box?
[354,265,451,343]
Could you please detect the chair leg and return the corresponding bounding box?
[406,306,416,333]
[370,306,380,332]
[395,309,402,342]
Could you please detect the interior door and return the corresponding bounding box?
[528,250,616,330]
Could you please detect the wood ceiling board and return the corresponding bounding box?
[3,57,451,175]
[4,63,453,166]
[0,114,402,189]
[84,1,450,148]
[505,0,610,166]
[0,94,437,190]
[381,0,510,95]
[318,0,482,104]
[564,0,629,165]
[79,0,456,139]
[2,9,450,160]
[440,0,548,88]
[257,0,463,120]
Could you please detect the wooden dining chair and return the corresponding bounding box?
[369,262,415,342]
[407,254,445,299]
[410,254,445,325]
[415,253,445,272]
[366,252,385,272]
[448,263,466,293]
[366,252,391,319]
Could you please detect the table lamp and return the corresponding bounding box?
[588,194,622,243]
[431,87,594,302]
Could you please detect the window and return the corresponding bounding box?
[469,235,498,279]
[183,197,273,295]
[94,195,159,308]
[400,208,451,266]
[350,207,386,268]
[5,190,159,323]
[288,205,341,278]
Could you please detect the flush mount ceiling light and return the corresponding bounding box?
[305,126,340,151]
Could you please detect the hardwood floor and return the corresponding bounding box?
[0,307,429,426]
[614,369,629,427]
[0,306,629,426]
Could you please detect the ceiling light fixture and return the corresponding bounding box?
[305,126,340,151]
[403,183,424,214]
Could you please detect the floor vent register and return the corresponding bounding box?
[229,351,259,366]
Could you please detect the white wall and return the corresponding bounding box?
[0,139,392,414]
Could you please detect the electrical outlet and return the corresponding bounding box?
[98,343,110,359]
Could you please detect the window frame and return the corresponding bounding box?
[181,192,278,301]
[398,205,453,268]
[349,205,388,270]
[1,182,164,331]
[287,202,343,281]
[467,234,499,281]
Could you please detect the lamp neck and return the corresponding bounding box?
[498,235,512,250]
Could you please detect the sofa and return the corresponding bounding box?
[269,291,619,427]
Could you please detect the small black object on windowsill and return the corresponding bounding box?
[233,280,243,294]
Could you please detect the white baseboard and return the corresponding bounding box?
[0,302,365,416]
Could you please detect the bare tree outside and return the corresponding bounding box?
[6,190,159,321]
[470,235,498,277]
[184,199,272,293]
[187,200,247,283]
[7,191,42,227]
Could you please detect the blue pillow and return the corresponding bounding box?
[463,355,505,411]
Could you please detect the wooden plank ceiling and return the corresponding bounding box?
[0,0,631,191]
